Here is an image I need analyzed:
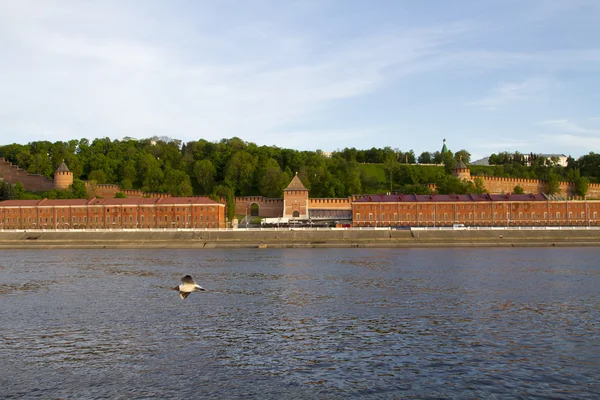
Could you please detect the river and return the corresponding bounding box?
[1,248,599,399]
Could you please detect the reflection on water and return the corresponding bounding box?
[1,248,599,399]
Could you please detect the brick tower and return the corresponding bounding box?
[54,160,73,190]
[452,156,472,181]
[283,173,309,219]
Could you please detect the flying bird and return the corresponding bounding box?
[173,275,206,299]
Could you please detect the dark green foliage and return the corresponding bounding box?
[0,181,15,200]
[14,183,24,198]
[1,138,599,199]
[212,184,235,222]
[513,185,525,194]
[454,149,471,164]
[417,151,432,164]
[546,173,561,195]
[70,179,88,199]
[115,192,127,198]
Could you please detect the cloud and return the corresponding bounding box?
[1,0,599,157]
[0,1,473,148]
[469,77,556,111]
[538,119,600,136]
[537,133,600,152]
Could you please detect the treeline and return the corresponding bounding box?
[0,137,598,202]
[0,137,468,198]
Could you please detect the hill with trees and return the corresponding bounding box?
[0,137,597,200]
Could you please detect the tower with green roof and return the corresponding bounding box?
[441,138,449,154]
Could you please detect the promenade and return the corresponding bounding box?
[1,227,599,249]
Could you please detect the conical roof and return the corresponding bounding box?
[455,158,468,170]
[55,160,70,173]
[441,138,448,154]
[284,173,308,191]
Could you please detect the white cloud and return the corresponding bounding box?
[537,133,600,153]
[538,119,600,136]
[0,1,470,147]
[469,76,556,110]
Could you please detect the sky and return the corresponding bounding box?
[1,0,599,161]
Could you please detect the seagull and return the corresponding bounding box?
[172,275,206,299]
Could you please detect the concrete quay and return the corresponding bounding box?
[0,228,599,249]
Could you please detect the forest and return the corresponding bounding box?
[0,137,598,202]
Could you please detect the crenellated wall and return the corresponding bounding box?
[84,182,172,199]
[0,158,55,192]
[308,197,353,209]
[232,196,284,217]
[480,176,600,198]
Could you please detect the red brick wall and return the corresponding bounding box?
[0,200,226,229]
[353,200,600,227]
[233,196,284,217]
[0,158,55,192]
[283,189,309,218]
[308,198,352,210]
[481,176,600,198]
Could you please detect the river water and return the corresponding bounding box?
[1,248,599,399]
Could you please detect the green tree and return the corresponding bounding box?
[574,175,590,197]
[115,192,127,198]
[225,150,257,195]
[0,181,15,200]
[473,177,487,194]
[383,152,399,193]
[88,170,107,184]
[163,168,193,197]
[454,149,471,164]
[14,182,25,199]
[212,184,235,223]
[442,151,457,174]
[70,179,88,198]
[513,185,525,194]
[546,173,561,195]
[258,158,287,198]
[194,159,216,194]
[418,151,432,164]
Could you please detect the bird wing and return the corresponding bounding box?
[179,292,191,300]
[181,275,195,284]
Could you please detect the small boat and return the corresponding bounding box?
[257,242,267,249]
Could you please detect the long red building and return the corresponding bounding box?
[352,193,600,227]
[0,197,226,230]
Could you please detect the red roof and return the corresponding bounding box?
[0,199,90,207]
[0,197,224,207]
[284,174,308,191]
[354,193,549,203]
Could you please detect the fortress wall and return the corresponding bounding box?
[233,197,283,217]
[482,176,547,194]
[84,182,172,199]
[309,198,352,209]
[587,183,600,198]
[0,158,55,192]
[481,176,600,198]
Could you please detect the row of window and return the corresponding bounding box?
[4,214,218,224]
[355,211,599,221]
[355,203,594,211]
[1,206,217,214]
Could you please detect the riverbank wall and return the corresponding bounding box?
[1,228,599,249]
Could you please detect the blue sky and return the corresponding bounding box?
[1,0,599,161]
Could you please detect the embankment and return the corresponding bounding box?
[0,228,599,249]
